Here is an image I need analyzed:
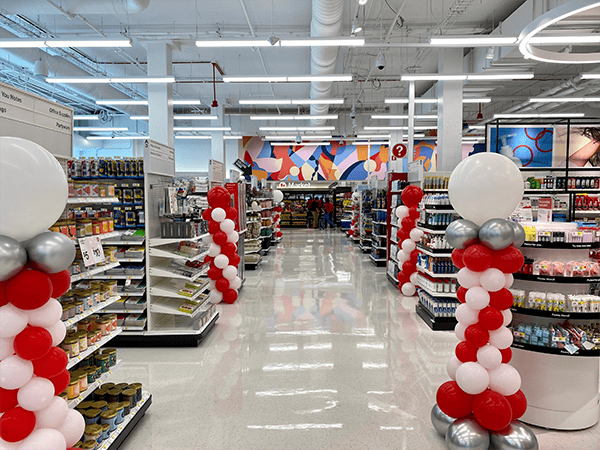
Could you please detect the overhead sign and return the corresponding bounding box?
[391,143,407,160]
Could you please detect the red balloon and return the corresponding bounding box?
[402,260,416,274]
[500,347,512,364]
[489,289,514,310]
[229,253,241,267]
[396,271,408,286]
[436,381,474,419]
[203,255,214,266]
[455,341,479,362]
[408,207,420,220]
[208,220,221,235]
[472,390,513,431]
[221,242,237,257]
[0,281,7,307]
[400,185,424,208]
[215,277,230,293]
[223,289,238,304]
[276,231,283,238]
[478,307,504,331]
[207,266,223,281]
[47,369,70,395]
[348,230,354,236]
[410,249,419,264]
[506,390,527,420]
[457,286,467,303]
[226,207,238,220]
[5,269,52,310]
[13,326,53,361]
[492,246,524,274]
[32,347,68,378]
[463,244,493,272]
[397,230,409,242]
[207,186,231,208]
[452,249,466,269]
[0,406,36,442]
[0,388,18,413]
[464,324,490,348]
[47,270,71,298]
[201,208,212,221]
[401,216,416,230]
[213,231,228,246]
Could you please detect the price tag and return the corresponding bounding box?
[77,236,106,267]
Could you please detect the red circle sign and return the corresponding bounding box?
[392,143,407,158]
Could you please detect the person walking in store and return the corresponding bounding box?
[322,197,335,230]
[310,196,319,229]
[306,196,315,228]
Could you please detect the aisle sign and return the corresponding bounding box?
[78,236,105,267]
[391,143,407,160]
[538,197,553,223]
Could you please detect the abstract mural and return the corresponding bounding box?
[242,137,389,181]
[489,126,554,167]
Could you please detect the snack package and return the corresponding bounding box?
[552,261,565,277]
[535,260,553,276]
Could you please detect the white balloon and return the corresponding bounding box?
[409,228,424,242]
[230,276,242,290]
[465,286,490,311]
[214,254,229,269]
[455,303,480,326]
[220,219,235,234]
[454,323,467,341]
[0,304,28,338]
[35,397,69,429]
[56,409,85,447]
[208,243,221,257]
[488,364,521,396]
[501,309,512,327]
[211,207,226,222]
[0,138,68,242]
[448,152,524,227]
[0,355,33,390]
[489,327,513,349]
[46,320,66,347]
[0,337,15,360]
[16,429,66,450]
[0,438,19,450]
[210,291,223,304]
[446,356,462,380]
[17,378,54,411]
[273,189,284,203]
[226,231,239,244]
[396,250,410,263]
[202,234,213,244]
[222,266,238,280]
[457,268,481,289]
[401,239,416,253]
[409,272,419,286]
[401,282,416,297]
[480,268,506,292]
[455,361,490,395]
[27,299,62,328]
[504,273,514,289]
[477,345,502,370]
[395,205,409,219]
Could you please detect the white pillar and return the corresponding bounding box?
[389,103,404,172]
[211,105,225,164]
[147,42,174,147]
[407,81,415,163]
[437,48,463,171]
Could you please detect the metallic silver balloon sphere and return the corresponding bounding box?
[479,219,515,250]
[0,235,27,281]
[446,417,490,450]
[446,220,480,249]
[25,232,76,274]
[490,421,538,450]
[508,221,526,247]
[431,404,455,436]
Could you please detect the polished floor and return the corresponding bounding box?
[117,229,599,450]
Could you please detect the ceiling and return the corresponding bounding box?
[0,0,599,138]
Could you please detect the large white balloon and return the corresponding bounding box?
[488,364,521,396]
[16,429,66,450]
[489,327,513,349]
[448,152,524,226]
[46,320,66,347]
[34,397,69,429]
[409,272,419,286]
[226,231,239,244]
[214,254,229,269]
[230,276,242,290]
[210,291,223,304]
[17,378,55,411]
[480,268,506,292]
[202,234,213,244]
[454,323,467,341]
[220,219,235,234]
[0,337,15,360]
[457,268,481,289]
[0,137,68,242]
[446,356,462,381]
[401,282,416,297]
[396,250,410,263]
[501,309,513,327]
[27,299,62,328]
[465,286,490,311]
[477,345,502,370]
[0,304,28,338]
[401,239,416,253]
[455,303,480,326]
[0,355,33,390]
[455,361,490,395]
[409,228,424,242]
[273,190,284,203]
[211,208,226,222]
[504,273,514,289]
[55,409,85,447]
[222,266,238,281]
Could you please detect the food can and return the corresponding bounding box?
[90,401,108,412]
[129,383,143,403]
[95,354,110,374]
[122,389,137,408]
[102,348,117,367]
[100,409,117,432]
[83,424,102,445]
[80,440,97,450]
[100,423,110,440]
[119,400,131,416]
[62,337,80,358]
[107,388,122,404]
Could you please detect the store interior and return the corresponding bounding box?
[0,1,599,450]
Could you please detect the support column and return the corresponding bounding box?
[389,103,404,172]
[437,48,463,171]
[147,42,174,148]
[211,104,225,164]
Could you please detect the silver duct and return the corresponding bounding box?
[0,0,150,15]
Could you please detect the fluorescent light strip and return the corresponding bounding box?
[239,98,344,105]
[47,76,175,84]
[239,99,291,105]
[96,99,201,106]
[370,115,438,120]
[196,39,271,47]
[130,115,149,120]
[467,73,534,80]
[280,38,364,47]
[86,136,147,140]
[352,141,390,145]
[356,134,391,139]
[45,39,132,48]
[385,98,491,104]
[175,115,218,120]
[114,77,175,83]
[430,36,518,46]
[468,125,486,130]
[403,74,466,81]
[530,35,600,45]
[74,127,128,132]
[224,75,352,83]
[259,126,335,131]
[363,126,438,131]
[270,142,332,146]
[175,135,211,140]
[264,135,332,140]
[173,100,202,105]
[224,136,243,140]
[250,115,338,121]
[0,39,46,48]
[529,97,600,103]
[73,115,99,120]
[493,113,585,119]
[400,73,533,81]
[173,127,231,131]
[581,74,600,79]
[463,98,492,103]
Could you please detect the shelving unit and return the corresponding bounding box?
[70,262,120,283]
[63,295,121,328]
[66,328,123,370]
[67,360,123,408]
[98,391,152,450]
[385,173,409,287]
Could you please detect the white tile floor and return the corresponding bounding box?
[115,229,599,450]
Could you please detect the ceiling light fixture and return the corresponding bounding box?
[363,126,439,131]
[463,98,492,103]
[529,96,600,103]
[264,135,333,140]
[173,126,232,131]
[429,36,518,46]
[0,39,46,48]
[400,73,533,81]
[130,116,149,120]
[73,115,99,120]
[493,113,585,119]
[351,20,363,36]
[280,38,364,47]
[270,142,332,146]
[402,74,466,81]
[356,134,391,139]
[175,135,211,140]
[74,127,128,132]
[196,37,364,47]
[529,35,600,45]
[250,114,338,121]
[370,115,438,120]
[358,0,369,5]
[259,126,336,131]
[173,100,202,105]
[224,136,243,140]
[174,115,218,120]
[224,75,352,83]
[467,73,534,80]
[486,47,495,60]
[239,99,291,105]
[86,136,147,140]
[581,73,600,79]
[293,98,344,105]
[47,76,175,84]
[96,99,201,106]
[44,39,132,48]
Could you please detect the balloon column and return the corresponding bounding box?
[202,186,242,305]
[348,192,360,237]
[272,190,283,240]
[431,153,538,450]
[394,185,424,297]
[0,137,84,449]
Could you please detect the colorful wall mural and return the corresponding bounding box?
[413,140,437,171]
[242,137,389,181]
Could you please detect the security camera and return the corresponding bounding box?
[376,51,386,70]
[268,35,280,46]
[295,133,302,144]
[349,108,356,120]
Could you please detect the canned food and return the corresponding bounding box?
[62,337,79,358]
[84,424,102,445]
[100,423,110,440]
[129,383,142,403]
[67,379,80,400]
[90,401,108,412]
[102,348,117,367]
[100,409,117,432]
[122,389,137,408]
[107,388,122,404]
[80,440,97,449]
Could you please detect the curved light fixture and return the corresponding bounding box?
[518,0,600,64]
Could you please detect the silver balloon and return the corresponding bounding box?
[490,421,538,450]
[446,219,480,249]
[0,235,27,281]
[508,221,525,247]
[25,232,76,274]
[431,404,455,436]
[446,417,490,450]
[479,219,514,250]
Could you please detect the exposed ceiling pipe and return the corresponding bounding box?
[0,0,150,15]
[310,0,344,125]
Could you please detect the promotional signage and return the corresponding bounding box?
[391,143,407,160]
[143,139,175,177]
[78,236,105,267]
[537,197,553,222]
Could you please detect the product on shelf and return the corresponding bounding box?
[417,255,456,274]
[511,289,600,313]
[417,289,460,317]
[423,175,450,190]
[517,257,599,277]
[68,157,144,179]
[416,274,458,294]
[520,222,600,244]
[421,193,452,206]
[524,175,600,191]
[512,321,600,352]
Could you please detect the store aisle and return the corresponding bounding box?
[116,229,598,450]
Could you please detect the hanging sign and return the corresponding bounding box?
[392,143,407,160]
[78,236,105,267]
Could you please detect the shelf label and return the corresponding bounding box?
[78,236,106,267]
[538,197,553,222]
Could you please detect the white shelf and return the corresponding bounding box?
[149,264,208,281]
[369,255,386,262]
[63,296,121,328]
[147,311,218,336]
[390,255,398,263]
[67,197,119,204]
[117,257,145,263]
[417,246,452,257]
[372,209,387,212]
[373,246,386,250]
[88,273,145,280]
[416,227,446,235]
[68,360,123,408]
[390,238,398,244]
[103,238,146,246]
[416,277,458,298]
[73,231,122,246]
[71,262,120,282]
[96,391,151,450]
[149,233,209,247]
[148,247,208,262]
[121,326,146,332]
[150,281,209,301]
[117,289,145,297]
[150,296,211,318]
[66,328,123,370]
[424,208,455,213]
[102,305,147,314]
[417,265,458,279]
[573,210,600,215]
[372,221,387,225]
